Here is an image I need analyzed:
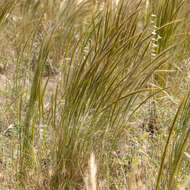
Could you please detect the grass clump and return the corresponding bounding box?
[0,0,190,189]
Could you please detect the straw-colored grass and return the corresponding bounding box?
[0,0,190,189]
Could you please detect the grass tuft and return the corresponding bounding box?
[0,0,190,189]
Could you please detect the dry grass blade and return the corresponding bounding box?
[20,32,53,187]
[156,97,184,190]
[156,90,190,190]
[84,153,97,190]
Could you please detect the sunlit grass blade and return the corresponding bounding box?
[156,90,190,190]
[20,32,53,186]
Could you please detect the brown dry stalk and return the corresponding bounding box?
[84,152,97,190]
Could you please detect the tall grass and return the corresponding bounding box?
[156,90,190,190]
[148,0,186,87]
[20,32,53,185]
[0,0,190,189]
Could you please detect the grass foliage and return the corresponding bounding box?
[0,0,190,189]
